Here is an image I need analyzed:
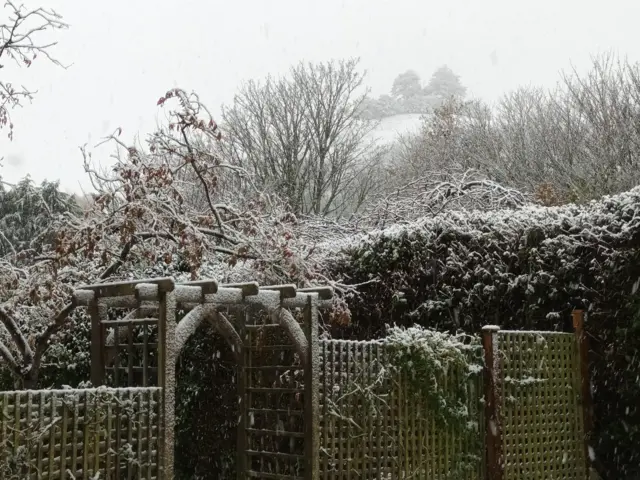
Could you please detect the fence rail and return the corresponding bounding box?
[0,387,162,480]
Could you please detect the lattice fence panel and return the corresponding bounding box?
[319,339,483,480]
[499,331,588,480]
[0,387,162,479]
[103,316,160,388]
[239,305,308,479]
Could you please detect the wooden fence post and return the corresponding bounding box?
[303,294,320,480]
[572,309,593,475]
[482,325,503,480]
[89,296,105,387]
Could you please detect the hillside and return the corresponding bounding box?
[364,113,424,145]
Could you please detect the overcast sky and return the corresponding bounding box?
[2,0,640,193]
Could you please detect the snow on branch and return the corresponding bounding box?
[0,1,68,138]
[358,169,530,229]
[0,87,329,387]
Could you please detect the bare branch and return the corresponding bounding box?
[0,1,68,138]
[0,305,33,366]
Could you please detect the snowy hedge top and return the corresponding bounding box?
[320,186,640,259]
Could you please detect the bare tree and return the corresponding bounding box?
[0,1,67,139]
[220,58,386,217]
[385,53,640,206]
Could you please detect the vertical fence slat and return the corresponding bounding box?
[36,392,45,477]
[321,340,329,480]
[61,394,69,478]
[137,388,144,479]
[96,390,102,476]
[116,389,123,479]
[0,394,4,471]
[159,288,176,480]
[304,294,320,480]
[24,391,32,478]
[83,392,90,477]
[71,393,78,478]
[90,298,105,387]
[46,392,54,478]
[443,368,449,478]
[142,323,149,387]
[236,309,248,480]
[13,390,20,471]
[147,390,154,480]
[106,393,112,478]
[366,342,373,480]
[375,342,383,479]
[349,342,354,475]
[127,389,134,480]
[114,326,121,388]
[0,393,6,473]
[127,321,135,387]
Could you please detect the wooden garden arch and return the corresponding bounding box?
[73,276,332,479]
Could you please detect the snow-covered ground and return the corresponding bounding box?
[365,113,424,145]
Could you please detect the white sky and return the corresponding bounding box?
[2,0,640,193]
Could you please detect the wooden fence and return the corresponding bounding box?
[318,339,484,479]
[0,387,162,480]
[318,327,590,480]
[498,331,588,480]
[0,329,589,479]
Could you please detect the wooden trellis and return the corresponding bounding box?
[74,276,332,480]
[0,387,162,480]
[73,277,177,479]
[168,281,332,480]
[482,322,591,480]
[497,331,588,479]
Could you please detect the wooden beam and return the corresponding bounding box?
[219,282,259,297]
[261,284,297,299]
[573,309,593,476]
[76,277,175,297]
[178,279,219,294]
[298,286,333,300]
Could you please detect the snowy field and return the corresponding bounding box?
[365,113,424,145]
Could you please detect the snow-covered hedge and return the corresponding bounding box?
[326,187,640,478]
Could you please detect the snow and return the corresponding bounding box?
[135,283,158,300]
[315,185,640,281]
[175,285,203,304]
[364,113,424,145]
[208,288,245,304]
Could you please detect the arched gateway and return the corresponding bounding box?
[73,276,332,479]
